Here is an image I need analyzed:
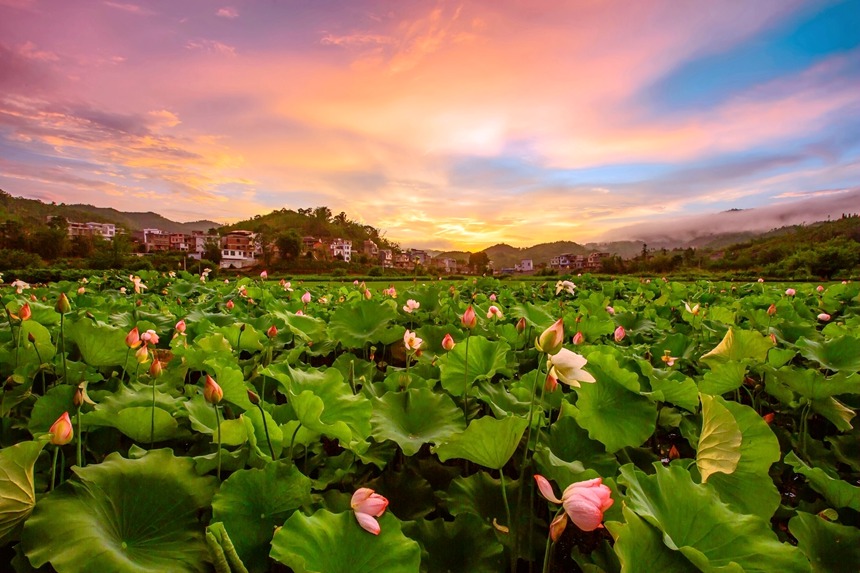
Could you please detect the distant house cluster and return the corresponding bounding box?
[498,259,535,274]
[549,252,609,271]
[52,218,118,241]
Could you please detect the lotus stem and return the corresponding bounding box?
[50,446,60,491]
[348,359,356,395]
[288,423,302,463]
[462,332,471,419]
[123,347,131,382]
[541,509,564,573]
[30,338,47,395]
[215,404,222,480]
[59,313,68,384]
[76,406,83,468]
[499,470,516,573]
[150,376,156,448]
[255,401,276,460]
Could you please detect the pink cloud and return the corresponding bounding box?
[216,7,238,19]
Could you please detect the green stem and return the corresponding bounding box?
[50,446,60,491]
[150,376,156,448]
[31,341,46,395]
[348,360,356,395]
[288,423,302,463]
[123,347,131,382]
[499,470,516,573]
[462,332,471,418]
[76,406,83,468]
[215,404,222,480]
[542,508,564,573]
[256,402,276,460]
[59,314,68,384]
[517,353,546,505]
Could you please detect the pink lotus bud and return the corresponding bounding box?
[767,304,777,316]
[562,478,614,531]
[536,318,564,355]
[605,306,615,315]
[549,512,568,542]
[351,488,389,535]
[758,278,765,283]
[295,310,304,316]
[226,300,235,310]
[301,291,312,305]
[668,445,680,460]
[516,317,526,333]
[489,293,497,302]
[267,325,278,338]
[353,280,359,286]
[49,412,74,445]
[19,303,31,321]
[572,331,584,345]
[149,360,163,378]
[545,370,558,392]
[613,325,626,342]
[785,288,796,296]
[260,270,268,279]
[175,319,187,334]
[135,345,149,364]
[125,327,141,349]
[247,389,260,405]
[762,412,774,424]
[203,374,223,404]
[441,333,455,351]
[77,287,86,295]
[364,289,372,300]
[817,313,831,322]
[769,333,777,345]
[816,285,824,293]
[486,305,503,319]
[461,306,477,329]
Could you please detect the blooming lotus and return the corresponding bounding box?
[49,412,74,446]
[130,275,147,294]
[486,305,503,319]
[403,329,423,351]
[403,299,420,313]
[351,488,389,535]
[555,280,576,295]
[683,301,700,315]
[535,475,613,533]
[141,329,159,345]
[548,348,595,387]
[441,333,455,351]
[18,303,31,321]
[661,350,678,367]
[120,287,127,294]
[203,374,223,404]
[535,318,564,355]
[11,279,30,294]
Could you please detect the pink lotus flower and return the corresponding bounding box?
[613,325,626,342]
[605,306,615,315]
[203,374,223,405]
[516,317,527,333]
[149,359,163,378]
[260,270,268,280]
[758,278,765,283]
[77,287,86,295]
[135,345,149,364]
[489,293,497,301]
[536,318,564,355]
[486,305,503,319]
[49,412,74,446]
[441,333,455,351]
[351,488,389,535]
[817,313,831,322]
[785,288,796,296]
[18,303,31,321]
[295,310,304,316]
[364,289,372,300]
[534,475,613,532]
[403,299,420,313]
[817,285,824,293]
[572,331,584,345]
[548,348,596,387]
[267,325,278,338]
[767,303,777,316]
[461,306,477,329]
[125,327,142,349]
[403,329,423,351]
[175,320,187,334]
[545,371,558,393]
[301,291,312,305]
[226,300,235,310]
[141,329,159,345]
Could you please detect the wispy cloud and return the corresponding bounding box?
[102,1,153,15]
[185,39,237,57]
[216,7,238,19]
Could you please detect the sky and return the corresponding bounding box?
[1,0,859,251]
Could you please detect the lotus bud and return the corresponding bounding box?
[762,412,774,424]
[364,289,372,300]
[613,325,626,342]
[461,306,477,330]
[816,285,824,293]
[545,369,558,392]
[267,325,278,338]
[260,270,268,279]
[203,374,223,404]
[758,278,764,283]
[516,317,526,333]
[549,512,568,542]
[351,488,389,535]
[441,333,455,351]
[19,303,31,321]
[226,299,234,310]
[605,306,615,315]
[135,345,149,363]
[785,288,796,296]
[27,332,36,344]
[239,323,246,332]
[149,359,163,378]
[49,412,74,445]
[125,327,141,349]
[301,291,312,304]
[175,319,186,334]
[489,293,496,301]
[769,333,777,345]
[247,389,260,405]
[767,304,777,316]
[78,287,87,295]
[572,331,584,345]
[668,445,680,460]
[536,318,564,355]
[56,292,71,314]
[817,313,831,322]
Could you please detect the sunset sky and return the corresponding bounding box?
[1,0,858,250]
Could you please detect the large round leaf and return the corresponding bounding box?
[701,328,773,364]
[22,449,217,573]
[433,415,527,470]
[270,510,420,573]
[403,513,504,573]
[328,301,402,348]
[212,462,312,573]
[65,318,128,367]
[438,336,512,396]
[0,441,45,544]
[785,451,860,511]
[371,388,466,456]
[620,463,810,573]
[796,335,860,372]
[789,512,860,573]
[607,506,694,573]
[696,394,742,483]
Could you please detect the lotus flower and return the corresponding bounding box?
[403,299,420,313]
[149,359,163,378]
[661,350,678,367]
[267,325,278,338]
[135,345,149,363]
[77,287,86,295]
[572,331,584,345]
[486,305,503,319]
[516,317,527,333]
[301,291,312,304]
[555,280,576,295]
[536,318,564,355]
[767,303,777,316]
[441,333,455,351]
[683,301,700,315]
[605,305,615,315]
[125,327,142,349]
[260,270,268,279]
[364,289,372,300]
[130,275,147,294]
[534,475,613,532]
[226,299,235,310]
[548,348,595,387]
[403,329,423,351]
[816,285,824,293]
[141,329,159,345]
[758,278,765,283]
[18,303,31,321]
[56,292,71,314]
[545,370,558,392]
[817,313,831,322]
[489,293,497,301]
[175,319,187,334]
[351,488,389,535]
[203,374,223,404]
[613,325,626,342]
[49,412,74,446]
[461,306,477,329]
[785,288,796,296]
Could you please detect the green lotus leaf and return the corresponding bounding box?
[438,335,512,396]
[414,324,457,357]
[328,301,402,349]
[775,368,860,400]
[184,395,248,445]
[547,415,618,477]
[0,441,45,545]
[811,397,855,431]
[212,462,312,573]
[566,351,656,453]
[699,362,746,395]
[706,399,781,519]
[216,323,265,353]
[205,521,249,573]
[828,426,860,472]
[532,447,596,491]
[203,357,254,411]
[474,378,530,418]
[371,387,466,456]
[510,302,555,331]
[65,318,129,367]
[620,463,810,572]
[575,315,617,342]
[85,406,180,443]
[16,320,56,367]
[403,513,504,573]
[366,468,437,521]
[271,311,328,344]
[606,506,694,573]
[697,394,742,483]
[789,512,860,573]
[270,510,421,573]
[22,449,217,573]
[433,414,527,470]
[701,328,773,364]
[785,451,860,511]
[243,407,285,461]
[640,364,699,412]
[28,384,76,436]
[796,336,860,372]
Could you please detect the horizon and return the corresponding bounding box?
[1,1,858,250]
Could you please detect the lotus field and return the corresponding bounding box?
[2,271,859,573]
